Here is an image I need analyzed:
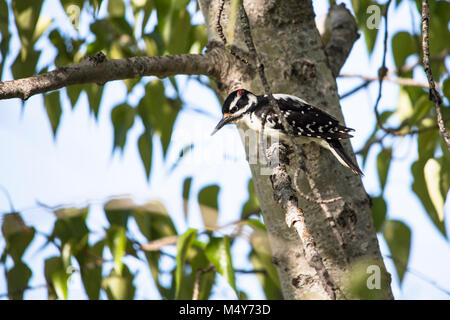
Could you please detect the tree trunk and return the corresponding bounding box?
[199,0,393,300]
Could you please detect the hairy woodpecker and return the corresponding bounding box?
[211,89,363,175]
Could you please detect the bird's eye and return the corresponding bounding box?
[230,107,237,113]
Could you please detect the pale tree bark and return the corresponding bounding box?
[0,0,393,300]
[199,0,393,299]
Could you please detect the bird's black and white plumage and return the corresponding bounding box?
[211,89,363,175]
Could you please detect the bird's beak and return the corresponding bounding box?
[211,113,234,136]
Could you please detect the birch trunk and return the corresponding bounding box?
[199,0,393,300]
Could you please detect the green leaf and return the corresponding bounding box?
[75,240,104,300]
[182,176,192,220]
[205,236,237,295]
[249,250,282,300]
[132,200,177,240]
[443,77,450,102]
[106,226,127,276]
[6,261,32,300]
[0,0,11,79]
[67,84,83,109]
[52,207,89,245]
[351,0,381,54]
[424,158,445,223]
[383,220,411,283]
[241,179,260,218]
[108,0,125,17]
[175,228,197,299]
[138,130,153,180]
[371,196,387,232]
[44,91,62,136]
[11,0,44,57]
[377,148,392,191]
[1,212,35,262]
[198,185,220,229]
[102,264,136,300]
[138,80,180,157]
[11,50,41,83]
[44,257,70,300]
[246,220,279,285]
[166,9,191,54]
[396,86,414,122]
[84,84,104,119]
[111,103,136,152]
[407,94,433,128]
[189,244,216,300]
[411,129,446,236]
[391,32,417,70]
[104,198,133,227]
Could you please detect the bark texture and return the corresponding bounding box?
[199,0,393,299]
[0,51,223,100]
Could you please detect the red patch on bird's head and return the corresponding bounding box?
[237,89,244,96]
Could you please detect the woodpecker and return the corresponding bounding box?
[211,89,363,175]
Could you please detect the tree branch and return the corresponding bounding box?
[421,0,450,151]
[374,0,394,135]
[317,4,359,77]
[0,50,222,101]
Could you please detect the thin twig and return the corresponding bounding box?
[216,0,249,65]
[385,255,450,297]
[421,0,450,151]
[0,185,15,212]
[192,265,216,300]
[373,0,396,136]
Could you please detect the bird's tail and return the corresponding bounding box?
[326,140,363,176]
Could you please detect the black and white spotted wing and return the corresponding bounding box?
[254,94,354,140]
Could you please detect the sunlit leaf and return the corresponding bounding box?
[189,244,215,300]
[108,0,125,17]
[396,87,414,122]
[11,0,44,58]
[102,264,136,300]
[175,228,197,299]
[106,226,127,275]
[44,257,70,300]
[424,159,445,222]
[205,236,237,295]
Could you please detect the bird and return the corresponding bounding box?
[211,88,363,175]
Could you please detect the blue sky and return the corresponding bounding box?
[0,0,449,299]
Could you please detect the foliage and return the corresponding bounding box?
[0,0,449,299]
